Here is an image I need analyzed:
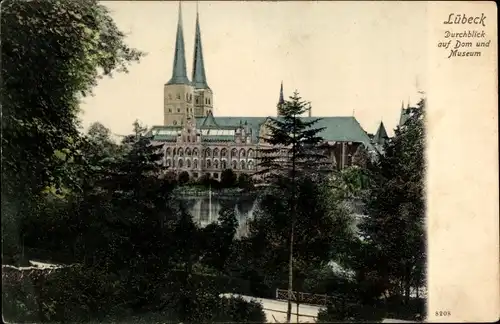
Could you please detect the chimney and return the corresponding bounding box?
[308,102,312,117]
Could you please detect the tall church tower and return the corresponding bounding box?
[164,3,194,126]
[191,8,213,117]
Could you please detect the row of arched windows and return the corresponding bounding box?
[165,158,255,170]
[165,147,255,159]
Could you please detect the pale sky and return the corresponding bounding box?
[80,1,428,137]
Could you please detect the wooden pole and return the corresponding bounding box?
[296,293,300,323]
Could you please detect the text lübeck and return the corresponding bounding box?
[443,13,486,27]
[444,30,485,38]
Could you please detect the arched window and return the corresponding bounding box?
[247,149,254,158]
[178,148,184,156]
[178,159,184,168]
[232,160,238,169]
[177,93,181,99]
[222,160,227,169]
[214,160,219,169]
[166,147,172,156]
[193,148,199,156]
[231,148,238,158]
[166,159,171,167]
[194,159,198,169]
[187,159,191,168]
[173,148,177,156]
[248,160,254,170]
[206,159,211,169]
[186,148,191,156]
[213,148,219,157]
[221,148,227,158]
[205,148,211,158]
[240,148,246,158]
[241,160,246,170]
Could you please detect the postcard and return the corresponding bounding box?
[1,1,497,323]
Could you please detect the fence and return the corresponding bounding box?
[275,288,331,307]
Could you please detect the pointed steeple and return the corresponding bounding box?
[278,81,284,105]
[167,2,190,85]
[374,121,388,145]
[191,6,209,89]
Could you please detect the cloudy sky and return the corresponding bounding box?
[80,1,428,137]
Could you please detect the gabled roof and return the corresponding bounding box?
[200,110,219,127]
[373,121,388,145]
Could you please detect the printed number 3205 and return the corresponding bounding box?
[435,311,451,316]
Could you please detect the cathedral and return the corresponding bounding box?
[147,3,408,182]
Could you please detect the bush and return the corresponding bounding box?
[237,173,253,189]
[216,296,266,322]
[221,169,237,188]
[2,265,125,323]
[178,171,190,185]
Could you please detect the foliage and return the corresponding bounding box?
[237,172,254,189]
[215,296,266,322]
[257,91,330,180]
[220,168,237,187]
[317,302,386,322]
[1,0,143,263]
[227,176,355,299]
[200,202,239,273]
[178,171,190,185]
[358,98,426,305]
[1,0,143,194]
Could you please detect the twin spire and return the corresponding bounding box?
[167,2,209,89]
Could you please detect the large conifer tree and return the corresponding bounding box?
[360,97,426,308]
[256,91,331,322]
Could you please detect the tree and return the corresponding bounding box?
[256,91,331,322]
[359,97,425,311]
[220,169,237,188]
[200,202,238,273]
[1,0,143,263]
[198,173,212,186]
[178,171,190,185]
[237,173,253,189]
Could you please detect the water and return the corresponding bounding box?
[178,190,259,237]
